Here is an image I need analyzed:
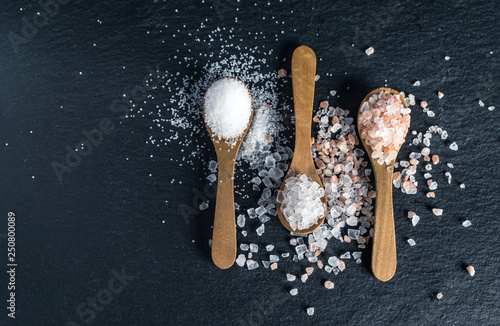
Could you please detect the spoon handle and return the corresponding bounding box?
[371,166,397,281]
[211,157,237,269]
[291,46,317,163]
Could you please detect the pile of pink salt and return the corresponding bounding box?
[358,91,411,165]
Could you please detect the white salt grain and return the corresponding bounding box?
[290,288,298,296]
[488,106,495,111]
[249,243,258,252]
[365,47,374,56]
[478,100,484,107]
[436,292,443,299]
[236,254,246,267]
[449,142,458,151]
[237,214,245,228]
[307,307,315,316]
[462,220,472,227]
[460,183,465,189]
[266,244,274,251]
[246,260,259,270]
[407,238,416,246]
[432,208,443,216]
[204,77,252,142]
[286,273,296,281]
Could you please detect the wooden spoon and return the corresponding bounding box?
[357,87,409,281]
[203,77,253,269]
[276,45,327,235]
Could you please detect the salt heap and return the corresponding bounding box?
[278,173,326,231]
[204,77,252,144]
[358,91,410,165]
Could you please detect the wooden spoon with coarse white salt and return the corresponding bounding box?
[203,77,253,269]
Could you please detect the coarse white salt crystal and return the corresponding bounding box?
[449,142,458,151]
[266,244,274,251]
[204,77,252,142]
[249,243,258,252]
[206,174,217,182]
[240,243,249,251]
[478,100,484,107]
[365,47,374,56]
[421,147,430,156]
[280,173,326,231]
[208,160,218,173]
[269,255,279,263]
[460,183,465,189]
[407,238,416,246]
[352,252,362,260]
[432,208,443,216]
[330,90,337,96]
[412,215,420,226]
[301,274,308,283]
[340,252,351,259]
[246,260,259,270]
[438,92,444,99]
[236,254,246,267]
[307,307,315,316]
[462,220,472,227]
[237,214,245,228]
[436,292,443,299]
[466,265,475,276]
[488,106,495,111]
[290,288,298,296]
[447,163,454,168]
[286,273,296,281]
[328,256,339,267]
[199,201,209,210]
[413,81,421,86]
[256,224,265,236]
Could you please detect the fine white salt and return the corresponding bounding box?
[204,77,252,142]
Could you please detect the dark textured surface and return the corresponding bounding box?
[0,0,499,325]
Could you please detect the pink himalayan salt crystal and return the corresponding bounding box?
[320,101,329,109]
[324,281,335,289]
[277,69,287,78]
[358,91,411,165]
[466,265,475,276]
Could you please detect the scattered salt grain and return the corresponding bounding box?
[420,101,428,109]
[436,292,443,300]
[236,254,246,267]
[270,262,278,270]
[412,214,420,226]
[407,238,416,246]
[266,244,274,251]
[237,214,245,228]
[301,274,308,283]
[438,92,444,99]
[413,81,421,86]
[324,281,335,289]
[449,142,458,151]
[206,174,217,182]
[488,106,495,111]
[460,183,465,189]
[447,163,454,168]
[466,265,475,276]
[445,56,450,60]
[478,100,484,107]
[432,208,443,216]
[249,243,258,252]
[330,90,337,96]
[290,288,298,296]
[277,69,287,78]
[365,47,374,56]
[256,224,265,236]
[286,273,296,281]
[307,307,315,316]
[340,252,351,259]
[240,244,249,251]
[204,77,252,143]
[246,260,259,270]
[462,220,472,227]
[199,201,209,210]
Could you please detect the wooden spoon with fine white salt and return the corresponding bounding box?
[203,77,253,269]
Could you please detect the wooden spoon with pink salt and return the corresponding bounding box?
[357,87,410,281]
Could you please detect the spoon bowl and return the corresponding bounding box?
[203,77,253,269]
[357,87,409,281]
[276,46,327,235]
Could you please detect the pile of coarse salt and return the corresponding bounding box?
[358,91,411,165]
[277,172,326,231]
[204,77,252,145]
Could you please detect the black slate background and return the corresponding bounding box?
[0,0,499,325]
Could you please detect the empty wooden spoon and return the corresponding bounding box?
[357,87,409,281]
[203,77,253,269]
[276,45,327,234]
